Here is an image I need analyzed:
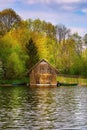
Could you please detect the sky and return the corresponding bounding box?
[0,0,87,36]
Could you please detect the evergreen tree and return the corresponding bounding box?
[26,38,39,68]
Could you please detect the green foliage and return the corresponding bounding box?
[7,52,25,78]
[0,8,21,35]
[0,32,27,79]
[71,33,82,56]
[26,38,39,68]
[0,60,4,79]
[27,18,56,39]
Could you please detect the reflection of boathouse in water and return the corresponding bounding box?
[29,59,58,86]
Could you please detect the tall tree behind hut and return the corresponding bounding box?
[26,38,39,69]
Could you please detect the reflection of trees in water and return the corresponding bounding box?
[27,87,57,129]
[0,86,29,129]
[0,86,87,129]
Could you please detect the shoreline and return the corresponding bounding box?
[0,83,87,87]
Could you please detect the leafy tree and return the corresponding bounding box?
[27,19,56,39]
[80,49,87,76]
[83,34,87,44]
[0,60,4,79]
[7,52,25,78]
[71,33,82,56]
[56,38,78,73]
[0,32,27,79]
[83,34,87,48]
[56,24,70,43]
[11,21,30,50]
[0,8,21,35]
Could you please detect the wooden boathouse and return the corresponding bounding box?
[29,59,58,86]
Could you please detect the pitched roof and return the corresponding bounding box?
[29,59,58,73]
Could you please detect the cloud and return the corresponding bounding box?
[82,8,87,13]
[0,0,15,5]
[61,5,76,11]
[0,0,87,36]
[0,0,16,9]
[23,0,43,4]
[0,0,87,13]
[58,0,81,3]
[18,10,58,23]
[71,27,87,36]
[20,0,82,4]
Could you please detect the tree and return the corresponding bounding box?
[45,22,56,39]
[7,52,26,78]
[56,24,70,43]
[0,60,4,79]
[56,38,76,73]
[83,34,87,44]
[83,34,87,48]
[27,19,56,39]
[0,8,21,35]
[71,33,82,56]
[26,38,39,68]
[11,20,30,50]
[0,32,27,79]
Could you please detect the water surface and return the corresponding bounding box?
[0,85,87,129]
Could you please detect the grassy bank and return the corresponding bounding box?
[57,75,87,86]
[0,77,29,85]
[0,76,87,86]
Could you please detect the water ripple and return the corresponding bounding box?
[0,86,87,129]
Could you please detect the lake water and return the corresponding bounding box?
[0,85,87,130]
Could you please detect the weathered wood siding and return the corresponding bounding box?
[30,60,57,86]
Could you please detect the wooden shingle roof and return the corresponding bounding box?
[29,59,58,74]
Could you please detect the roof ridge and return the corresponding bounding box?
[29,59,58,73]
